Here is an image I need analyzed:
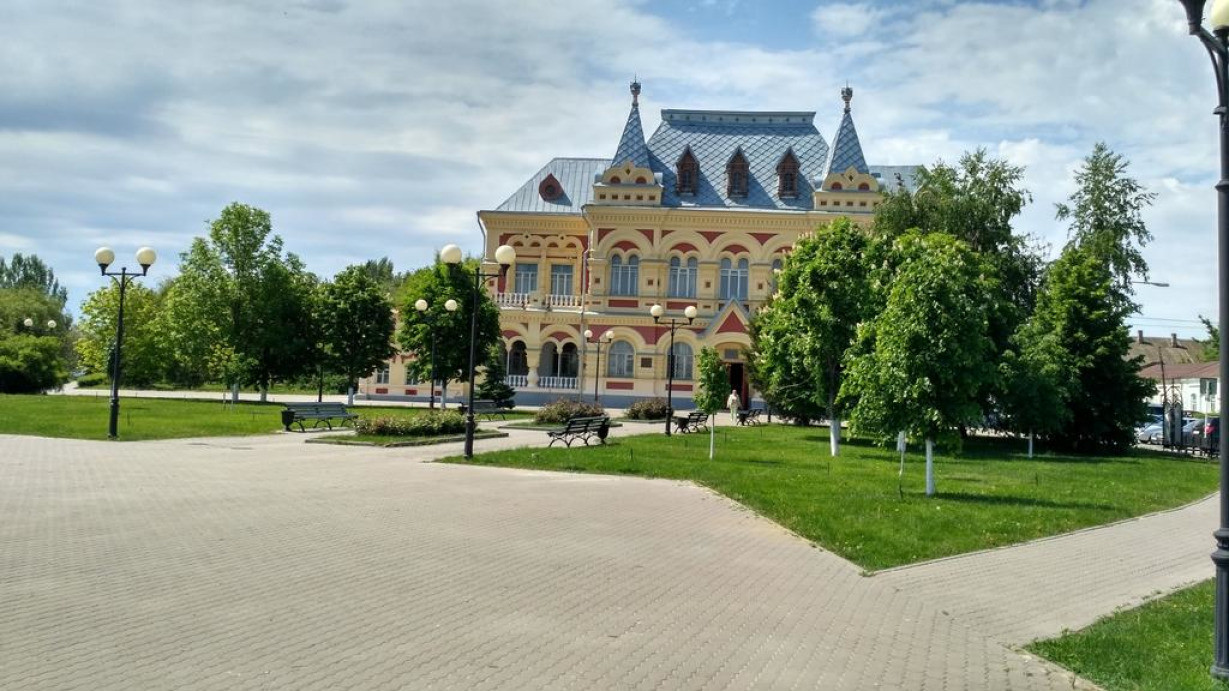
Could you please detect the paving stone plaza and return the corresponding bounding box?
[0,426,1213,690]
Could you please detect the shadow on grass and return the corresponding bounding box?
[931,491,1116,511]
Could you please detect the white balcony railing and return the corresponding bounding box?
[538,376,578,390]
[544,293,582,309]
[505,375,528,387]
[496,292,530,308]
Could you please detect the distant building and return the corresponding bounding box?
[1135,332,1218,414]
[363,83,918,406]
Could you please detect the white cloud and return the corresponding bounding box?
[811,3,883,38]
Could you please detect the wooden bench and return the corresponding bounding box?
[459,399,513,421]
[547,416,611,448]
[282,402,358,431]
[736,408,764,426]
[673,411,709,434]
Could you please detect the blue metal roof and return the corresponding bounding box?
[492,158,611,214]
[612,103,651,169]
[646,110,829,210]
[825,110,869,176]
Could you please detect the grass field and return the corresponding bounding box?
[1031,580,1229,691]
[444,424,1219,570]
[0,394,512,441]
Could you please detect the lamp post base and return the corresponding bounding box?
[1213,529,1229,678]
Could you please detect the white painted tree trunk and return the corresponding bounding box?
[347,386,355,406]
[925,438,935,497]
[897,431,907,477]
[231,383,239,404]
[829,417,841,457]
[1028,430,1034,459]
[709,415,715,460]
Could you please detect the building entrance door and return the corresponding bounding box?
[727,363,747,408]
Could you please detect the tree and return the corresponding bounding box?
[1200,315,1219,362]
[1024,247,1152,452]
[0,334,66,393]
[694,346,728,460]
[749,218,877,455]
[398,259,501,401]
[0,253,68,308]
[317,266,396,403]
[76,281,167,387]
[1056,142,1156,290]
[475,342,516,407]
[997,327,1073,457]
[843,232,996,496]
[358,257,403,298]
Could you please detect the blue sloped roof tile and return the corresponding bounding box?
[493,158,611,214]
[826,110,869,176]
[612,104,651,169]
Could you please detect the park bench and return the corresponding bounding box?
[673,411,709,434]
[458,399,513,421]
[736,408,764,426]
[547,416,611,448]
[282,402,358,432]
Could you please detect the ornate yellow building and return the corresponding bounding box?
[365,83,916,406]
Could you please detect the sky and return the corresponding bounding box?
[0,0,1219,337]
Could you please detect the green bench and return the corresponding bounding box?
[459,399,513,421]
[547,416,611,448]
[282,403,358,432]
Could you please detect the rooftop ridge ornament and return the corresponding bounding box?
[842,84,854,113]
[631,77,641,106]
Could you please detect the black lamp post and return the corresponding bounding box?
[584,328,613,402]
[440,242,516,459]
[414,298,457,409]
[650,303,697,436]
[94,246,157,440]
[1176,0,1229,677]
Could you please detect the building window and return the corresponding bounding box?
[727,150,749,198]
[609,255,639,296]
[676,148,698,195]
[514,263,538,294]
[508,341,528,376]
[668,256,698,298]
[858,182,871,191]
[831,182,843,191]
[669,342,694,380]
[375,367,390,384]
[608,341,634,378]
[405,369,420,385]
[550,264,573,296]
[777,150,799,198]
[559,343,579,377]
[720,258,749,301]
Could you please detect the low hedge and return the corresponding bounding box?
[534,399,606,424]
[354,411,466,437]
[626,398,670,420]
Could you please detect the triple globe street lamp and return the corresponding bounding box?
[1176,0,1229,677]
[650,303,697,436]
[439,242,516,459]
[584,328,614,402]
[94,245,157,439]
[413,297,458,409]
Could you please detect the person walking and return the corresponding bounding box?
[726,389,741,423]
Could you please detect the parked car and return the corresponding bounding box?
[1181,418,1204,448]
[1201,417,1221,457]
[1137,422,1163,445]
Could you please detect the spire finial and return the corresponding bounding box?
[841,84,853,113]
[630,77,641,106]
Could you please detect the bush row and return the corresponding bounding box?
[354,411,466,437]
[625,397,670,420]
[533,398,606,424]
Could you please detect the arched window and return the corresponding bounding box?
[609,254,639,296]
[610,176,621,185]
[507,341,528,376]
[720,258,749,300]
[777,151,799,198]
[607,341,635,378]
[668,256,698,297]
[858,182,871,191]
[727,150,749,198]
[560,343,579,378]
[669,342,694,381]
[830,182,843,191]
[676,148,698,195]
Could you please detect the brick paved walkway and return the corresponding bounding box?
[0,431,1119,690]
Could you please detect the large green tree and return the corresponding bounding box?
[397,259,501,402]
[749,217,877,455]
[844,232,996,495]
[316,265,396,402]
[0,285,70,393]
[76,281,167,387]
[0,253,68,308]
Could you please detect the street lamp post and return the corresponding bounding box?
[94,246,157,440]
[650,304,697,436]
[21,317,57,332]
[440,242,516,459]
[584,329,613,402]
[413,298,451,409]
[1176,0,1229,676]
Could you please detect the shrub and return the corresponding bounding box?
[534,398,605,424]
[354,411,466,437]
[76,371,108,388]
[626,397,670,420]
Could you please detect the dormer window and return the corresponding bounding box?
[777,150,799,199]
[610,176,621,185]
[858,182,871,191]
[676,148,698,195]
[727,150,749,198]
[538,173,563,201]
[830,182,843,191]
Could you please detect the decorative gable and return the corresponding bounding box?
[592,161,664,207]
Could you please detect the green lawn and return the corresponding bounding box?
[443,424,1219,570]
[1031,580,1229,691]
[0,394,502,441]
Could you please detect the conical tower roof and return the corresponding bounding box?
[612,79,651,169]
[825,86,869,175]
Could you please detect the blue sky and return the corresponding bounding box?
[0,0,1217,337]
